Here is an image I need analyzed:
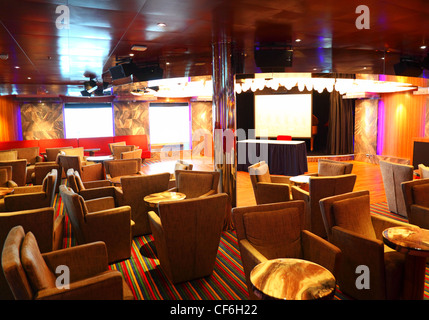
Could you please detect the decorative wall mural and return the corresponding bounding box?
[114,101,149,137]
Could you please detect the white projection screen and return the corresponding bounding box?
[254,94,312,138]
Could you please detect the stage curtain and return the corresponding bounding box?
[326,90,355,155]
[0,96,20,141]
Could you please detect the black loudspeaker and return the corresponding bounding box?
[109,63,136,80]
[132,65,164,81]
[394,60,422,77]
[254,44,293,72]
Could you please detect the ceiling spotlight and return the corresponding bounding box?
[131,44,148,52]
[295,39,302,43]
[157,22,167,27]
[420,45,427,50]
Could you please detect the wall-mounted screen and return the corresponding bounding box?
[149,102,191,149]
[64,103,114,138]
[254,94,312,138]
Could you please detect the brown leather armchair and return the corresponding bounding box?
[248,161,291,205]
[402,178,429,229]
[319,190,410,300]
[0,207,64,299]
[0,169,58,212]
[379,160,414,217]
[0,166,18,188]
[169,170,219,198]
[232,200,341,299]
[104,158,144,186]
[148,193,228,284]
[0,159,27,186]
[115,172,171,236]
[291,174,357,238]
[2,226,133,300]
[58,154,104,182]
[59,185,133,263]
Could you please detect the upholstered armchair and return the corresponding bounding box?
[58,154,104,182]
[2,226,134,300]
[59,185,133,263]
[104,158,144,186]
[0,169,58,212]
[115,172,171,236]
[402,178,429,229]
[111,145,135,159]
[0,160,27,186]
[168,159,193,188]
[31,162,61,192]
[43,146,73,162]
[232,200,341,299]
[291,174,357,238]
[108,141,126,154]
[379,160,414,217]
[11,147,43,184]
[305,159,353,177]
[170,170,219,199]
[148,193,228,284]
[121,148,142,160]
[418,164,429,179]
[319,190,410,300]
[0,166,18,188]
[248,161,291,205]
[0,208,64,299]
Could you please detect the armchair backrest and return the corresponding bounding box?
[66,169,85,193]
[401,178,429,218]
[104,158,142,178]
[0,159,27,186]
[379,160,413,217]
[419,164,429,179]
[58,155,83,175]
[12,147,40,165]
[175,170,220,198]
[120,172,171,236]
[45,146,73,162]
[248,161,269,191]
[0,166,13,187]
[121,148,142,160]
[108,141,126,154]
[307,174,357,238]
[0,150,18,161]
[59,185,87,244]
[233,200,305,260]
[318,159,353,176]
[319,190,371,241]
[112,145,135,160]
[42,169,58,207]
[154,193,228,283]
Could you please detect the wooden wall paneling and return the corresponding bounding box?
[0,96,20,141]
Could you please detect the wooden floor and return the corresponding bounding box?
[142,156,387,207]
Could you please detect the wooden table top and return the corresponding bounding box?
[383,226,429,257]
[144,191,186,206]
[0,187,14,198]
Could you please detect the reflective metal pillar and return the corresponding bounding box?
[212,14,237,220]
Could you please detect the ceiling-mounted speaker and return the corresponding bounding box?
[131,65,164,81]
[109,63,136,80]
[394,58,422,77]
[254,44,293,72]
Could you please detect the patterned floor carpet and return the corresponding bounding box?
[53,191,428,301]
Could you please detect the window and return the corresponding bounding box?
[149,102,191,149]
[63,103,114,138]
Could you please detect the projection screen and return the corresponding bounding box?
[254,94,312,138]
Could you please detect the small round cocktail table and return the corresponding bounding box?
[382,226,429,300]
[250,258,336,300]
[290,175,311,191]
[144,191,186,208]
[0,187,14,199]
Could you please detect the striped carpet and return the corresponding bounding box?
[53,192,429,300]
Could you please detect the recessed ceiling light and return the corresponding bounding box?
[131,44,147,52]
[27,77,31,79]
[157,22,167,27]
[295,39,302,42]
[14,66,20,69]
[421,45,427,49]
[129,53,135,57]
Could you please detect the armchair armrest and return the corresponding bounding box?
[270,175,292,184]
[85,196,116,212]
[291,185,309,201]
[301,230,341,277]
[4,192,47,211]
[197,189,217,198]
[371,214,412,241]
[36,270,124,300]
[408,205,429,229]
[53,214,64,251]
[12,185,43,194]
[42,241,109,282]
[83,180,111,189]
[79,186,116,201]
[255,182,290,203]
